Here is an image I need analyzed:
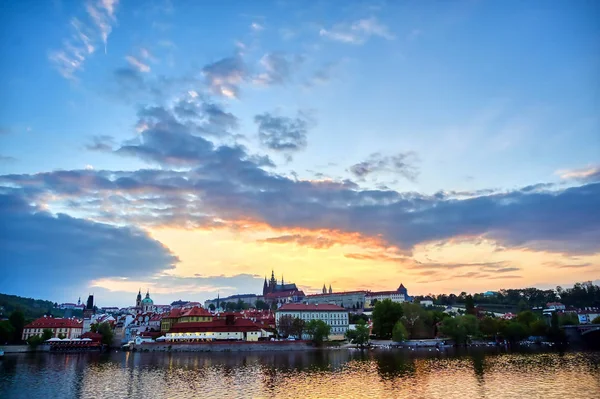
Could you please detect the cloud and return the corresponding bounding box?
[257,234,337,249]
[0,155,16,163]
[556,165,600,183]
[0,190,177,300]
[254,111,313,155]
[250,22,264,31]
[202,54,246,98]
[85,135,115,152]
[253,53,304,86]
[125,55,151,73]
[49,1,120,79]
[304,61,338,87]
[349,152,419,182]
[320,17,394,45]
[173,98,239,137]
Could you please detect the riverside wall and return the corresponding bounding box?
[1,344,50,353]
[134,341,314,352]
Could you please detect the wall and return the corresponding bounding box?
[134,341,312,352]
[1,344,50,353]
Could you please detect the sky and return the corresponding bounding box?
[0,0,599,308]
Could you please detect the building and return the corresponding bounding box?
[546,302,566,311]
[305,291,366,310]
[365,284,412,308]
[160,306,213,333]
[22,316,83,340]
[276,303,349,339]
[82,294,94,333]
[261,270,305,306]
[204,294,260,310]
[140,290,155,313]
[165,314,266,342]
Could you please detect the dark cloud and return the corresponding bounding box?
[173,99,239,137]
[202,55,246,98]
[349,152,419,182]
[85,135,115,152]
[254,111,313,154]
[0,191,178,300]
[254,52,304,85]
[1,104,599,257]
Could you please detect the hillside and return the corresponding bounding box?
[0,293,81,320]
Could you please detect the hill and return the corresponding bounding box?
[0,293,81,320]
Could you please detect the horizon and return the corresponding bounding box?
[1,1,599,308]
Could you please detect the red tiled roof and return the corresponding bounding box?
[164,308,184,318]
[169,318,263,333]
[278,303,346,311]
[181,306,212,317]
[25,317,82,329]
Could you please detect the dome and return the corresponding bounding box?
[142,297,153,304]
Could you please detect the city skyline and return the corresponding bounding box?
[1,1,599,307]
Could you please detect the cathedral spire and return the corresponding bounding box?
[281,274,284,286]
[322,284,327,294]
[329,284,332,294]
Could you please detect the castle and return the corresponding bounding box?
[262,270,299,296]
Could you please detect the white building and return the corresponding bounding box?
[276,303,349,340]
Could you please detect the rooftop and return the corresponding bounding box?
[278,303,347,311]
[25,316,82,329]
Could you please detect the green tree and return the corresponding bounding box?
[305,320,331,345]
[516,311,536,327]
[0,320,15,344]
[401,302,426,339]
[9,310,25,343]
[255,300,269,310]
[291,318,305,339]
[439,315,479,345]
[42,328,53,341]
[225,302,236,312]
[208,304,216,311]
[465,295,476,315]
[27,335,44,347]
[278,315,294,337]
[97,322,114,346]
[517,299,529,312]
[372,299,404,339]
[57,333,66,339]
[90,323,98,333]
[502,322,529,343]
[479,317,499,338]
[346,320,370,347]
[558,313,579,326]
[392,321,408,342]
[530,319,548,336]
[592,316,600,324]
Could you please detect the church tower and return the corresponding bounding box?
[269,270,277,293]
[329,284,332,294]
[136,289,142,308]
[322,284,327,294]
[263,277,268,296]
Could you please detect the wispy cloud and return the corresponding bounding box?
[126,55,151,73]
[556,165,600,183]
[250,22,264,31]
[49,0,120,80]
[320,17,395,45]
[349,152,419,182]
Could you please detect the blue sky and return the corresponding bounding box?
[0,0,598,307]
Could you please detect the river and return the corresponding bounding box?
[1,349,599,398]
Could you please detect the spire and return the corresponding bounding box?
[322,284,327,294]
[146,289,150,298]
[329,284,332,294]
[281,274,284,286]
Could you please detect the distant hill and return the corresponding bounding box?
[0,293,81,321]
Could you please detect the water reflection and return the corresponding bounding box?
[1,349,599,399]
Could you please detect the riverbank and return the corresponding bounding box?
[133,340,315,352]
[0,344,49,353]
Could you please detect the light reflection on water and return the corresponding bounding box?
[1,349,599,399]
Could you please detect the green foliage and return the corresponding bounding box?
[349,313,369,324]
[235,299,248,311]
[479,317,500,338]
[372,299,404,339]
[27,335,44,347]
[0,320,15,344]
[305,320,331,345]
[90,324,98,333]
[439,315,478,344]
[254,300,269,310]
[208,304,216,311]
[225,302,236,311]
[465,295,476,315]
[0,293,56,320]
[291,318,305,338]
[502,321,530,342]
[392,321,408,342]
[57,333,66,339]
[42,328,53,341]
[592,316,600,324]
[558,313,579,326]
[9,310,25,343]
[516,311,536,327]
[277,315,294,337]
[530,319,548,336]
[346,320,370,347]
[97,322,114,346]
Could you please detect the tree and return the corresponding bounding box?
[479,317,499,338]
[465,295,476,315]
[346,320,370,347]
[502,322,529,343]
[42,328,53,341]
[392,321,408,342]
[401,303,427,339]
[57,333,66,339]
[439,315,478,345]
[0,320,15,344]
[592,316,600,324]
[225,302,236,312]
[291,317,305,338]
[27,335,44,347]
[530,320,548,336]
[516,311,536,327]
[278,315,294,337]
[255,300,269,310]
[305,320,331,345]
[372,299,403,339]
[208,304,216,311]
[90,324,98,333]
[97,322,114,346]
[9,310,25,343]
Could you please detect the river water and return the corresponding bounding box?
[1,349,599,399]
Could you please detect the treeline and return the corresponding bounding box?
[423,281,600,309]
[371,299,595,345]
[0,293,59,320]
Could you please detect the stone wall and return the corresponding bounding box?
[134,341,313,352]
[1,344,50,353]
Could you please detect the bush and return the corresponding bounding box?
[392,321,408,342]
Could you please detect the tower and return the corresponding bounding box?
[136,289,142,308]
[263,277,268,296]
[270,270,277,293]
[281,274,284,286]
[322,284,327,294]
[329,284,332,294]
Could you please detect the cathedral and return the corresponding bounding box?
[262,270,298,296]
[136,289,155,313]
